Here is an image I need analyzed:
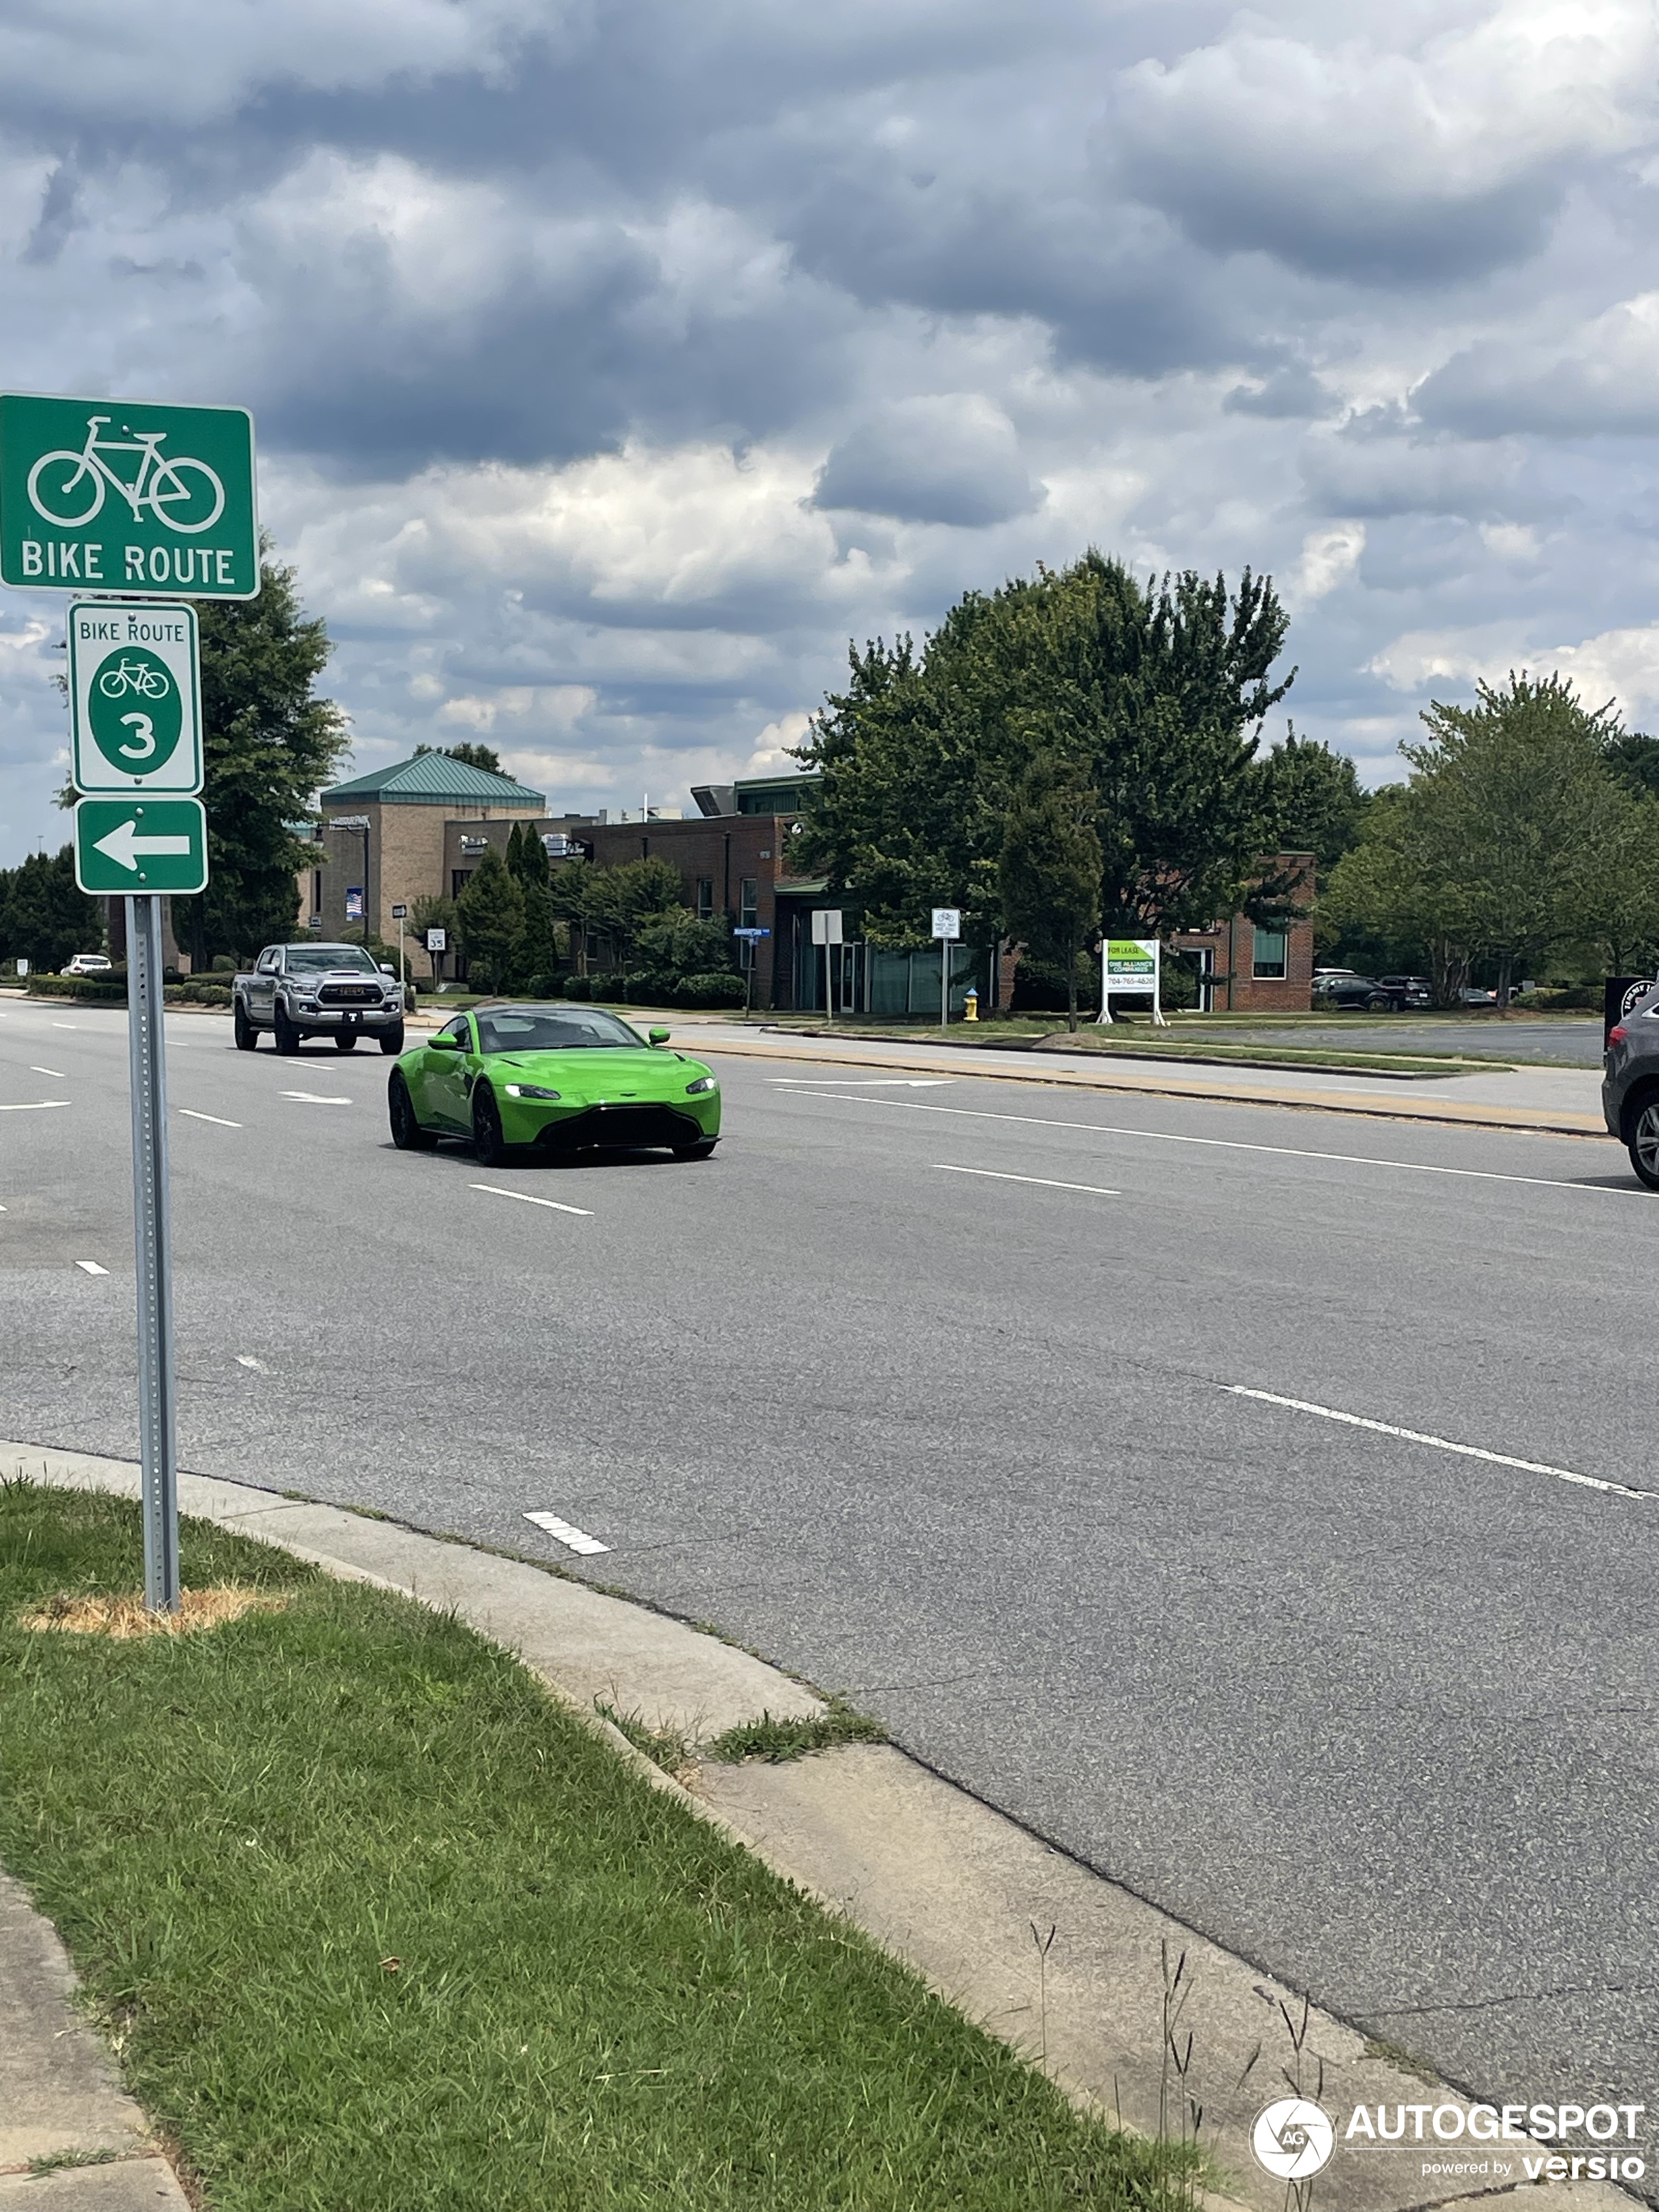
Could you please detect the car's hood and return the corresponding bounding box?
[485,1047,709,1095]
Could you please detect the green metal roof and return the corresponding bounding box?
[322,753,546,809]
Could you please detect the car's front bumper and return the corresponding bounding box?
[501,1093,721,1150]
[294,1005,402,1029]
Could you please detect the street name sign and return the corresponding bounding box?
[68,600,202,793]
[1,393,258,598]
[74,797,208,895]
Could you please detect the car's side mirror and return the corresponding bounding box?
[649,1026,670,1045]
[379,965,396,978]
[432,1033,462,1051]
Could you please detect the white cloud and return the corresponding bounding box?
[1289,522,1366,605]
[1368,620,1659,718]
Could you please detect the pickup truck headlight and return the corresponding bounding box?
[685,1074,717,1095]
[503,1083,562,1100]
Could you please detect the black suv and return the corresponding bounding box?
[1602,986,1659,1185]
[1312,972,1402,1011]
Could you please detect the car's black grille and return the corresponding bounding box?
[533,1104,702,1151]
[319,984,381,1005]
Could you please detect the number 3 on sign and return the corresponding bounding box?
[120,713,156,760]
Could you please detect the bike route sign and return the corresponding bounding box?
[0,393,257,598]
[68,600,202,794]
[74,797,209,896]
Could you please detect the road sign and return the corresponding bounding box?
[810,909,843,946]
[425,927,447,953]
[931,906,961,940]
[1099,937,1167,1027]
[1,393,257,598]
[74,797,208,895]
[732,926,770,938]
[68,600,202,794]
[391,903,408,920]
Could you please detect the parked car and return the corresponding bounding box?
[1378,974,1432,1008]
[1311,972,1401,1011]
[389,1002,720,1166]
[233,942,404,1055]
[64,952,112,976]
[1602,987,1659,1186]
[1458,986,1498,1006]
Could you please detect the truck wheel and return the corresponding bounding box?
[472,1086,507,1168]
[233,1003,257,1051]
[273,1005,299,1056]
[334,1032,358,1052]
[379,1022,405,1056]
[388,1071,436,1151]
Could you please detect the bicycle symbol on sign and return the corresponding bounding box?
[27,415,225,534]
[97,656,172,701]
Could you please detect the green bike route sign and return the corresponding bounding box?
[69,600,202,794]
[0,393,257,598]
[74,797,209,895]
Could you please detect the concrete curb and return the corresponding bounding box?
[4,1442,1637,2212]
[692,1032,1610,1138]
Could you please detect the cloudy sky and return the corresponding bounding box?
[3,0,1658,860]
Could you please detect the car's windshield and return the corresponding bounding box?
[475,1006,649,1053]
[286,946,378,975]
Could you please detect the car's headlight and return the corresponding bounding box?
[504,1083,562,1100]
[685,1074,717,1095]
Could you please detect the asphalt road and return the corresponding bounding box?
[3,997,1655,2151]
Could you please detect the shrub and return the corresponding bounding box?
[560,974,594,1001]
[27,973,127,1001]
[672,971,747,1008]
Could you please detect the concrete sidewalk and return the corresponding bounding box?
[4,1441,1637,2212]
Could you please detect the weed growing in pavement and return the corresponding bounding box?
[592,1699,693,1775]
[1031,1922,1057,2066]
[704,1696,887,1763]
[25,2149,120,2177]
[1157,1942,1207,2212]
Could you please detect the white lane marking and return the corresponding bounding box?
[50,1022,78,1030]
[936,1164,1119,1197]
[235,1354,268,1372]
[280,1090,352,1106]
[179,1108,242,1127]
[524,1509,610,1556]
[771,1077,955,1087]
[1227,1387,1656,1503]
[470,1183,593,1217]
[0,1100,69,1112]
[776,1091,1617,1194]
[29,1065,65,1078]
[75,1260,109,1276]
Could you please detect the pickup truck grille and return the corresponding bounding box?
[318,984,381,1005]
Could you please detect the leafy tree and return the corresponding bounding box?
[997,752,1102,1031]
[173,548,349,967]
[455,848,524,991]
[1254,726,1370,869]
[796,551,1294,967]
[547,857,598,976]
[1603,728,1659,801]
[630,909,737,985]
[414,740,503,776]
[408,893,458,982]
[0,846,102,972]
[506,823,558,982]
[587,858,685,967]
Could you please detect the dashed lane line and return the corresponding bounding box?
[74,1260,109,1276]
[279,1091,352,1106]
[0,1101,69,1112]
[775,1089,1624,1194]
[470,1183,593,1218]
[935,1164,1119,1198]
[771,1077,955,1088]
[29,1066,65,1078]
[179,1108,242,1127]
[1226,1386,1656,1503]
[524,1510,610,1556]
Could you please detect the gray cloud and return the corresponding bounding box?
[814,396,1039,527]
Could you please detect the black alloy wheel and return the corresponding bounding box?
[472,1085,507,1168]
[1630,1098,1659,1191]
[387,1071,436,1151]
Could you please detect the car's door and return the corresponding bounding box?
[247,948,279,1018]
[423,1015,475,1129]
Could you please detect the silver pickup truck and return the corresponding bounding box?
[233,942,406,1055]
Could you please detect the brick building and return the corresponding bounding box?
[1168,852,1316,1012]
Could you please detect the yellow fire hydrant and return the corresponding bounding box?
[964,989,979,1022]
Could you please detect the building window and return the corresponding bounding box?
[1252,926,1288,980]
[696,877,714,920]
[739,876,758,928]
[451,869,474,900]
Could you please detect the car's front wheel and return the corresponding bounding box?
[673,1138,719,1160]
[233,1002,257,1051]
[273,1004,299,1055]
[1629,1097,1659,1189]
[379,1022,405,1056]
[334,1031,358,1052]
[388,1070,437,1152]
[472,1085,508,1167]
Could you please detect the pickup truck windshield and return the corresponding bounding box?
[476,1008,647,1053]
[284,946,379,975]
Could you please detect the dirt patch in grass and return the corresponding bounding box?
[21,1586,289,1639]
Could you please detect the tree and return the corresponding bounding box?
[506,823,558,982]
[796,551,1294,965]
[998,752,1102,1031]
[172,547,349,967]
[585,858,685,968]
[415,740,502,776]
[1254,726,1370,869]
[455,848,524,990]
[408,893,459,982]
[0,846,102,972]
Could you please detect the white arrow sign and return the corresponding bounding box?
[93,818,193,872]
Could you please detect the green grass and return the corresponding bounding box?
[0,1483,1168,2212]
[706,1699,888,1765]
[773,1017,1502,1078]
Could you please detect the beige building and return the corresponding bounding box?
[304,752,547,950]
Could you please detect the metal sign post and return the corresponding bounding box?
[932,906,961,1027]
[733,925,769,1021]
[391,901,408,991]
[811,909,843,1021]
[126,893,180,1612]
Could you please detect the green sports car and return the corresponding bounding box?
[387,1003,721,1166]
